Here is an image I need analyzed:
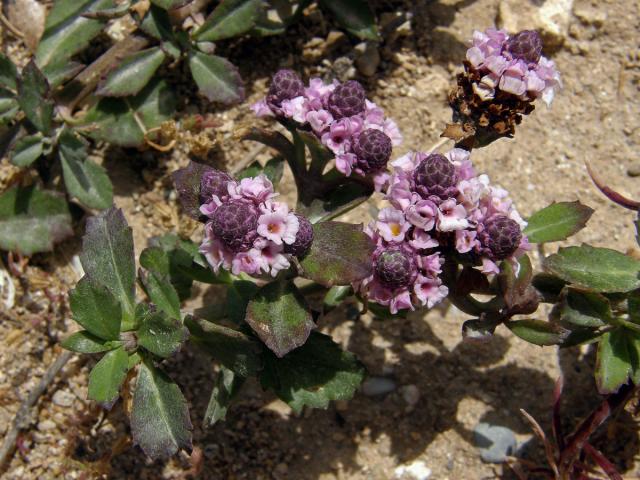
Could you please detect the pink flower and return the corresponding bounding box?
[281,96,308,123]
[406,199,438,231]
[251,240,291,277]
[414,275,448,308]
[251,99,274,117]
[200,224,233,273]
[257,202,299,245]
[417,253,444,277]
[389,289,414,314]
[373,171,391,193]
[437,199,469,232]
[306,109,334,133]
[231,251,261,276]
[200,196,223,218]
[383,119,403,146]
[321,118,354,155]
[229,175,275,204]
[305,77,336,109]
[455,230,479,253]
[409,229,439,250]
[336,153,356,176]
[376,208,410,242]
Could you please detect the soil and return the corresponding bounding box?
[1,0,640,479]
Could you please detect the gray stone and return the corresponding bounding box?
[473,422,517,463]
[52,390,75,408]
[361,376,396,396]
[355,42,381,77]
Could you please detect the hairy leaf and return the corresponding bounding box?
[596,329,632,394]
[59,131,113,210]
[61,330,121,353]
[260,332,365,413]
[186,315,262,376]
[17,60,53,134]
[81,79,177,147]
[506,319,569,346]
[629,291,640,324]
[558,287,610,328]
[524,201,594,243]
[36,0,114,67]
[0,185,73,255]
[226,280,259,325]
[70,275,122,340]
[10,133,44,167]
[0,53,18,90]
[137,310,188,358]
[543,245,640,293]
[131,360,193,459]
[299,221,375,287]
[139,5,173,40]
[301,180,374,223]
[97,47,166,97]
[40,61,84,89]
[318,0,378,40]
[246,281,315,357]
[0,88,19,124]
[193,0,261,41]
[139,269,181,321]
[189,52,244,104]
[172,161,214,219]
[81,208,136,326]
[532,273,567,303]
[203,366,245,428]
[88,346,129,407]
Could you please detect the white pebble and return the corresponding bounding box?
[394,460,432,480]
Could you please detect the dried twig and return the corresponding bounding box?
[0,350,74,470]
[0,11,24,39]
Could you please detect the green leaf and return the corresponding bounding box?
[36,0,115,68]
[0,88,19,124]
[264,156,285,185]
[88,346,129,407]
[193,0,261,41]
[629,291,640,324]
[139,269,181,321]
[10,133,44,167]
[298,130,333,176]
[260,332,365,413]
[185,315,262,376]
[41,61,84,89]
[318,0,378,40]
[61,330,120,353]
[139,5,173,39]
[0,53,18,91]
[70,276,122,340]
[17,61,54,134]
[150,0,189,9]
[299,221,375,287]
[137,310,189,358]
[188,52,245,104]
[96,47,166,97]
[131,360,193,459]
[246,281,315,357]
[543,245,640,293]
[506,319,569,346]
[596,329,632,394]
[59,131,113,210]
[80,79,177,147]
[81,208,136,327]
[226,280,259,325]
[301,180,374,223]
[558,287,610,328]
[203,367,245,428]
[524,201,594,243]
[0,185,73,255]
[324,285,352,311]
[532,273,567,303]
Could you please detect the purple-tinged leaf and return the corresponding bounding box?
[131,359,193,460]
[506,319,569,346]
[246,280,315,358]
[520,409,559,477]
[558,287,610,328]
[188,52,244,104]
[172,161,215,219]
[0,185,73,255]
[524,201,594,244]
[88,346,129,408]
[595,329,632,394]
[587,162,640,211]
[17,60,54,134]
[299,222,375,287]
[136,310,188,358]
[81,207,136,327]
[544,245,640,293]
[70,275,122,340]
[96,47,166,97]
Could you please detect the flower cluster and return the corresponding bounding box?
[252,70,402,182]
[198,169,313,277]
[355,149,529,313]
[466,28,561,106]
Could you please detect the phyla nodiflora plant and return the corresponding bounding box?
[61,27,639,474]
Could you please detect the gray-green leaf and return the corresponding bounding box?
[318,0,378,40]
[203,366,245,428]
[96,47,166,97]
[10,133,44,167]
[595,329,632,394]
[17,60,54,134]
[131,360,193,459]
[70,275,122,340]
[193,0,261,41]
[0,53,18,91]
[543,245,640,293]
[558,287,610,328]
[88,346,129,407]
[0,185,73,255]
[139,269,181,321]
[137,310,188,358]
[61,330,120,353]
[506,319,569,346]
[524,201,594,243]
[188,52,245,104]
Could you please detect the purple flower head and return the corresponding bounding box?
[200,169,233,204]
[267,69,304,113]
[211,200,260,252]
[353,129,392,174]
[505,30,543,64]
[328,80,366,119]
[284,214,314,257]
[478,215,522,260]
[413,153,458,201]
[374,248,417,290]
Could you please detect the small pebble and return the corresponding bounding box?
[473,422,517,463]
[37,419,56,431]
[400,384,420,407]
[394,460,432,479]
[361,376,396,396]
[627,165,640,177]
[52,390,74,408]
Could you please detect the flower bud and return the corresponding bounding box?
[413,153,458,200]
[284,214,313,257]
[479,215,522,260]
[267,69,304,111]
[353,129,392,174]
[200,169,233,204]
[211,200,259,252]
[506,30,542,64]
[374,249,417,290]
[328,80,366,119]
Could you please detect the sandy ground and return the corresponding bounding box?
[1,0,639,479]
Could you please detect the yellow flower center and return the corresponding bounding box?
[390,223,402,236]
